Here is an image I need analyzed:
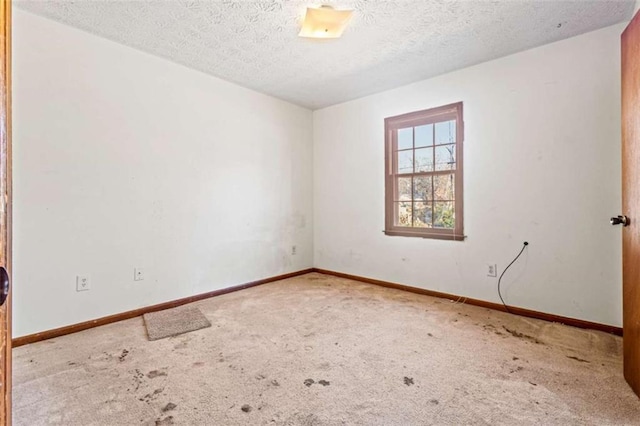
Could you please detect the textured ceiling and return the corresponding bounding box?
[16,0,635,109]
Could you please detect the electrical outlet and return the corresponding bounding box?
[134,268,145,281]
[487,264,497,277]
[291,245,297,255]
[76,275,90,292]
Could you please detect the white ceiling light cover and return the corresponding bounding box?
[299,5,354,39]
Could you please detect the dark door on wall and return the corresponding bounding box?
[622,8,640,399]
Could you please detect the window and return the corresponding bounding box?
[384,102,464,240]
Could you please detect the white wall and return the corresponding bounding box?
[13,9,313,337]
[314,24,624,327]
[14,8,628,335]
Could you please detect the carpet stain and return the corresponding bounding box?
[241,404,252,413]
[270,379,280,386]
[430,399,439,405]
[482,324,503,336]
[140,388,164,403]
[503,326,543,344]
[131,369,145,391]
[404,377,414,386]
[118,349,129,362]
[155,416,174,425]
[162,403,177,412]
[567,355,590,363]
[483,324,504,336]
[147,370,167,379]
[304,378,330,387]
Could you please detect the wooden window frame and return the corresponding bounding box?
[384,102,464,241]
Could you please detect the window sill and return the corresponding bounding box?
[383,229,466,241]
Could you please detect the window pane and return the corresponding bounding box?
[395,202,412,227]
[415,124,433,148]
[413,202,433,228]
[397,150,413,174]
[433,202,455,229]
[414,147,433,172]
[435,144,455,171]
[413,176,432,201]
[435,120,456,144]
[433,174,454,201]
[397,128,413,150]
[396,177,412,201]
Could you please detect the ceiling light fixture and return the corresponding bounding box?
[298,5,354,39]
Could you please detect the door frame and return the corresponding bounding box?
[0,0,12,423]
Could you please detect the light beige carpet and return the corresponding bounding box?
[143,306,211,341]
[12,273,640,425]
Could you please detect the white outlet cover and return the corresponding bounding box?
[76,275,90,291]
[134,268,145,281]
[487,264,497,278]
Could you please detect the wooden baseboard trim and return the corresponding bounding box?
[313,268,623,336]
[12,268,314,347]
[13,266,621,347]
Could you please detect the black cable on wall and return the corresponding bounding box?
[497,241,529,314]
